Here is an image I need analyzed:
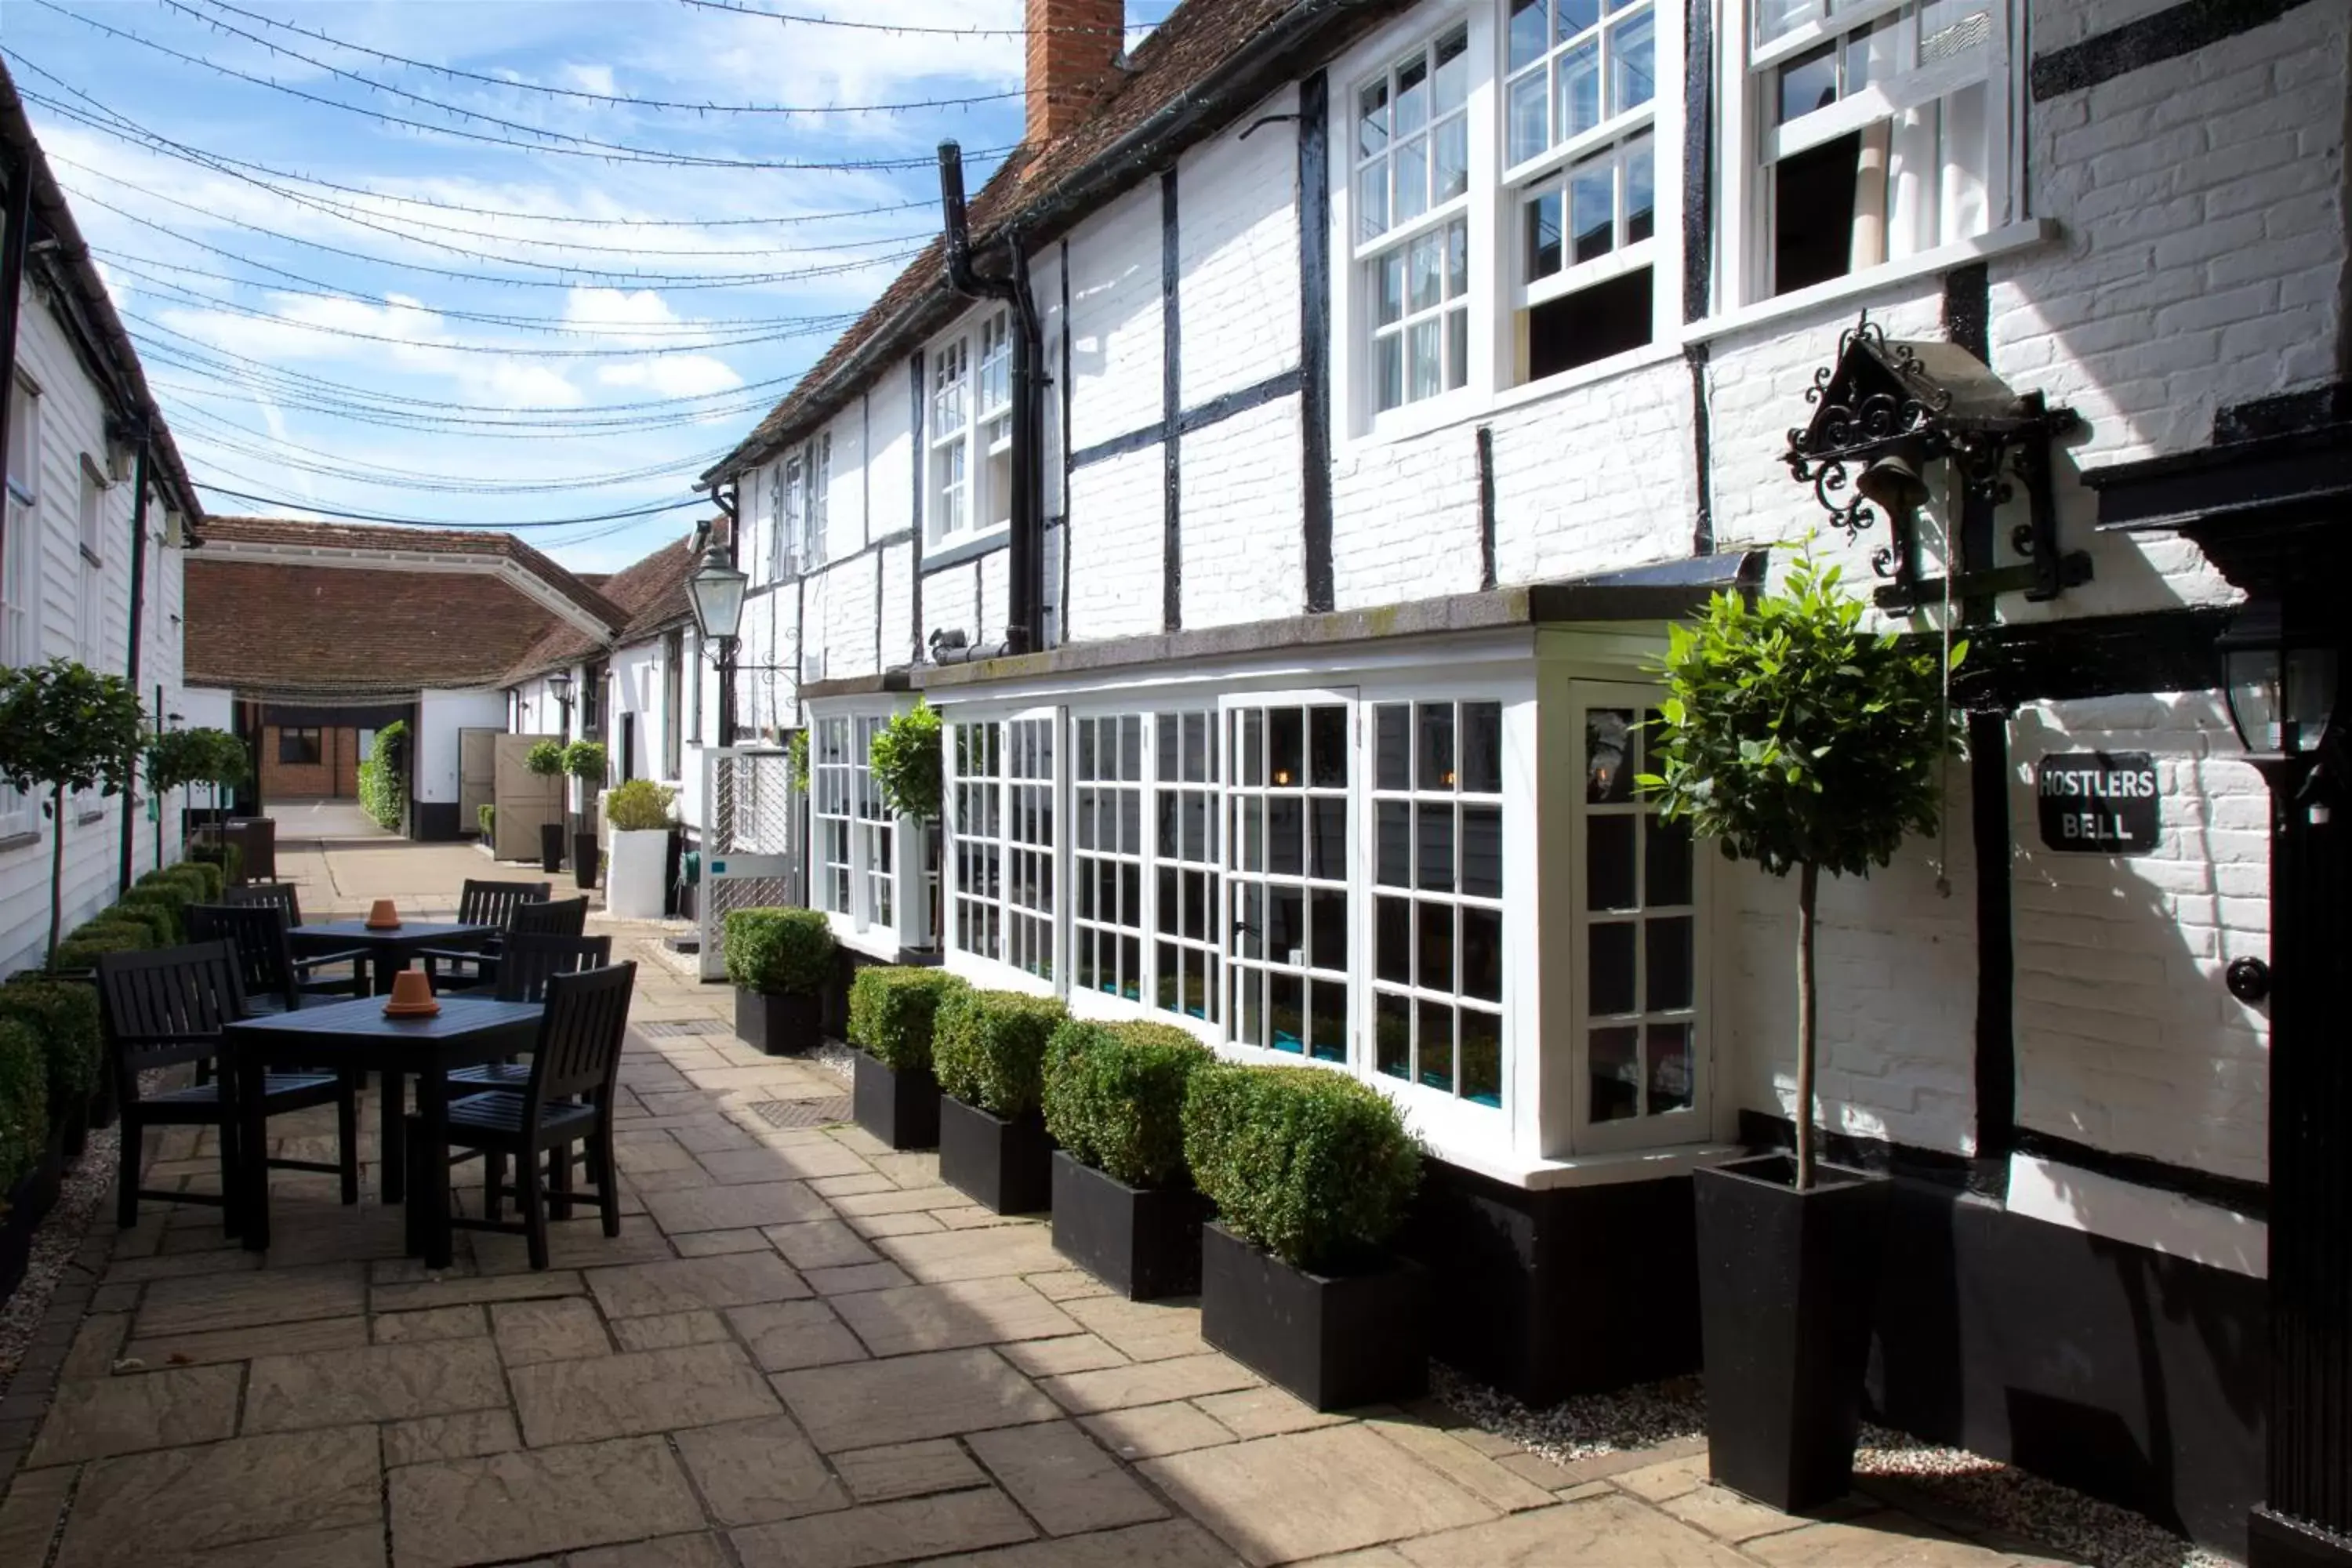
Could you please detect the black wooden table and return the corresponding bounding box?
[289,920,499,997]
[221,995,542,1265]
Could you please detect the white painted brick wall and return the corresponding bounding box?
[923,560,979,652]
[1181,397,1305,628]
[869,361,916,546]
[1065,189,1168,451]
[2008,693,2270,1182]
[1065,445,1167,641]
[734,583,800,735]
[1492,358,1697,585]
[878,542,916,669]
[808,552,881,681]
[978,547,1011,644]
[1178,86,1303,408]
[1035,248,1068,522]
[1330,426,1480,609]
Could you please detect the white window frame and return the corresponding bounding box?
[927,310,1014,550]
[1069,710,1149,1008]
[806,701,931,957]
[1720,0,2017,312]
[1,374,42,841]
[944,706,1061,992]
[1352,21,1477,425]
[76,454,106,668]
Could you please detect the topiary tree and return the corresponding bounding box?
[563,740,607,784]
[524,739,567,778]
[723,907,835,996]
[1638,551,1963,1191]
[147,724,249,830]
[0,660,145,967]
[869,702,943,821]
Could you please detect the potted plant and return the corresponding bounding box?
[563,741,608,888]
[869,702,944,949]
[1639,552,1963,1512]
[477,802,495,843]
[525,739,568,871]
[0,660,145,967]
[724,907,834,1057]
[603,779,675,918]
[930,989,1067,1214]
[846,966,963,1149]
[1043,1018,1214,1298]
[1184,1063,1425,1410]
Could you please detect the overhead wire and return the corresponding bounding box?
[193,482,710,528]
[676,0,1147,38]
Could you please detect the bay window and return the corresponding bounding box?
[929,310,1013,547]
[949,714,1056,980]
[811,713,902,938]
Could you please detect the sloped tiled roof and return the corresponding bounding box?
[503,533,702,683]
[198,515,630,630]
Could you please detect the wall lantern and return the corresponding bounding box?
[1784,314,2092,613]
[2216,597,2339,771]
[687,543,750,647]
[546,668,573,701]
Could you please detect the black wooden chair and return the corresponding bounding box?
[419,880,554,991]
[446,935,614,1093]
[224,880,303,926]
[412,962,635,1270]
[96,942,360,1230]
[426,895,586,993]
[187,902,366,1015]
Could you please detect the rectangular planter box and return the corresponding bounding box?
[852,1049,939,1150]
[0,1128,67,1308]
[938,1096,1055,1215]
[735,986,822,1057]
[1200,1221,1428,1411]
[1051,1150,1210,1299]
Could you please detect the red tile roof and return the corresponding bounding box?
[198,516,630,630]
[504,533,701,683]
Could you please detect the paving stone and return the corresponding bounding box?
[59,1313,130,1381]
[1037,1352,1258,1415]
[673,1414,851,1525]
[243,1335,507,1432]
[967,1419,1167,1536]
[372,1269,586,1312]
[1025,1269,1115,1303]
[1058,1294,1208,1361]
[384,1407,523,1468]
[1615,1450,1708,1501]
[568,1534,734,1568]
[389,1435,706,1568]
[935,1206,1025,1230]
[728,1299,869,1372]
[729,1486,1034,1568]
[806,1261,916,1294]
[1394,1493,1756,1566]
[372,1305,487,1343]
[587,1252,811,1317]
[849,1210,947,1240]
[1142,1425,1497,1566]
[1080,1401,1242,1460]
[122,1308,375,1373]
[766,1220,882,1270]
[135,1261,364,1338]
[833,1439,992,1504]
[0,1465,73,1566]
[831,1276,1083,1358]
[1744,1512,2013,1566]
[54,1425,382,1568]
[673,1228,779,1258]
[810,1173,899,1197]
[920,1519,1243,1567]
[775,1347,1062,1451]
[1662,1478,1827,1543]
[99,1249,263,1284]
[1000,1334,1131,1377]
[1191,1385,1347,1440]
[699,1145,869,1185]
[670,1121,760,1155]
[508,1341,780,1445]
[493,1296,614,1365]
[643,1180,830,1234]
[177,1523,388,1568]
[875,1225,1064,1283]
[1359,1413,1558,1513]
[612,1308,735,1352]
[473,1224,681,1275]
[832,1185,975,1218]
[26,1364,241,1465]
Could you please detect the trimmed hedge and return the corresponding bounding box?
[932,989,1068,1120]
[1042,1018,1211,1189]
[117,883,188,941]
[91,906,174,948]
[1181,1063,1422,1272]
[0,978,103,1109]
[846,966,967,1073]
[723,907,836,996]
[0,1018,49,1194]
[170,858,226,900]
[50,924,153,974]
[187,838,242,887]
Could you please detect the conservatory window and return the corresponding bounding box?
[1749,0,2007,297]
[950,720,1001,962]
[1154,710,1220,1025]
[811,716,855,917]
[949,715,1056,979]
[1073,713,1145,1003]
[1370,701,1505,1106]
[855,713,892,930]
[1356,27,1472,414]
[1225,700,1352,1061]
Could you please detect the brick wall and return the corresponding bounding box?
[260,725,360,799]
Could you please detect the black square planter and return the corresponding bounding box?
[735,986,821,1057]
[938,1095,1055,1214]
[852,1049,938,1150]
[1199,1221,1428,1411]
[1693,1155,1889,1513]
[1051,1151,1210,1300]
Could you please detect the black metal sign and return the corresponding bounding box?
[2035,751,2161,854]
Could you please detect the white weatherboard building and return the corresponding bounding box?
[0,74,205,978]
[699,2,2352,1557]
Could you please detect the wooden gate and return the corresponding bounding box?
[459,728,498,837]
[490,734,564,862]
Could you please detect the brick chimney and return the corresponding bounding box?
[1025,0,1125,147]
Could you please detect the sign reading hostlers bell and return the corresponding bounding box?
[2035,752,2161,854]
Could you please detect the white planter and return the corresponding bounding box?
[606,828,670,919]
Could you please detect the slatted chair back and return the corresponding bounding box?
[224,880,303,927]
[495,935,615,1004]
[510,895,589,939]
[524,962,636,1114]
[96,942,249,1080]
[187,902,302,1012]
[459,880,550,933]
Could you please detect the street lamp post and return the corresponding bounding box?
[687,544,750,750]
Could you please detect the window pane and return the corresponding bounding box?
[1377,991,1412,1077]
[1408,230,1443,312]
[1462,906,1502,1002]
[1446,308,1468,393]
[1377,332,1403,412]
[1185,871,1207,941]
[1377,895,1411,984]
[1240,963,1262,1044]
[1157,794,1178,858]
[1647,916,1693,1011]
[1240,797,1263,871]
[1309,706,1348,788]
[1307,797,1344,880]
[1269,708,1302,785]
[1462,1011,1502,1106]
[1432,27,1469,113]
[1559,39,1600,140]
[1508,71,1549,165]
[1507,0,1547,71]
[1272,971,1305,1053]
[1570,158,1615,263]
[1394,51,1428,136]
[1462,805,1502,898]
[1376,703,1410,789]
[1463,702,1502,792]
[1628,139,1656,243]
[1121,717,1143,780]
[1756,0,1814,45]
[1558,0,1600,41]
[1446,217,1468,296]
[1417,702,1454,790]
[1434,115,1468,204]
[1357,78,1389,158]
[1588,815,1635,909]
[1648,1022,1694,1112]
[1646,814,1693,906]
[1308,978,1347,1062]
[1409,319,1442,402]
[1589,921,1635,1014]
[1587,709,1635,801]
[1185,711,1209,782]
[1527,189,1563,279]
[1591,1026,1639,1120]
[1396,136,1428,223]
[1269,797,1302,876]
[1270,885,1305,965]
[1418,999,1454,1091]
[1377,802,1411,887]
[1417,802,1454,892]
[1780,42,1838,124]
[1182,790,1207,860]
[1610,11,1655,114]
[1418,900,1454,992]
[1377,251,1405,328]
[1312,890,1348,972]
[1359,165,1390,244]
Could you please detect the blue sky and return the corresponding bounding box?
[3,1,1175,572]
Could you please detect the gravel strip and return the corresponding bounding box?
[0,1124,118,1393]
[807,1039,857,1083]
[1436,1367,2227,1568]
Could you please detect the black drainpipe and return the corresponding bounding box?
[117,425,151,894]
[938,141,1042,655]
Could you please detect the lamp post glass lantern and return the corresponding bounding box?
[689,547,750,645]
[2219,600,2339,761]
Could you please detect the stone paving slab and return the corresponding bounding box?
[54,1425,383,1568]
[507,1341,782,1446]
[389,1434,708,1568]
[728,1486,1036,1568]
[774,1347,1062,1451]
[243,1335,508,1432]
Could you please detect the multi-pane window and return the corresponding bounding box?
[949,717,1055,979]
[811,717,855,916]
[978,313,1013,534]
[76,459,103,666]
[1356,27,1472,413]
[3,376,38,673]
[1154,711,1219,1025]
[1577,699,1700,1128]
[1227,702,1351,1061]
[1505,0,1657,166]
[854,713,892,928]
[278,728,323,765]
[951,722,1000,960]
[929,310,1014,546]
[929,339,970,542]
[1073,714,1144,1002]
[1752,0,2004,296]
[1371,702,1504,1107]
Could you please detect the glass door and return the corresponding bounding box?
[1570,682,1706,1148]
[1222,694,1356,1062]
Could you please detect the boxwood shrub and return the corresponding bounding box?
[0,978,103,1109]
[117,883,189,940]
[1181,1063,1422,1272]
[723,907,835,996]
[1042,1018,1210,1189]
[93,906,175,947]
[932,989,1068,1120]
[50,924,152,974]
[174,858,226,900]
[0,1018,49,1193]
[846,966,967,1073]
